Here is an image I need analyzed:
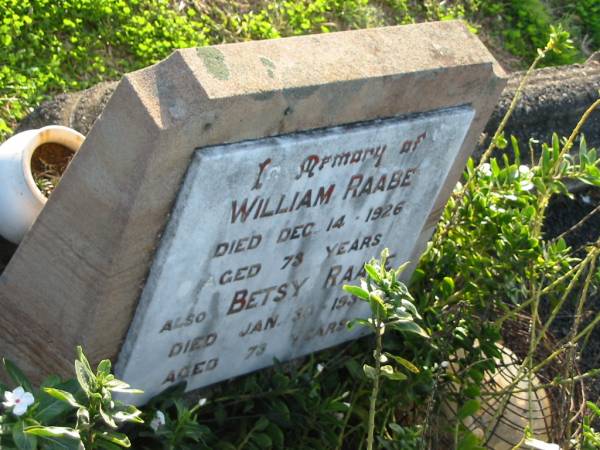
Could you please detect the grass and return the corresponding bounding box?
[0,0,598,143]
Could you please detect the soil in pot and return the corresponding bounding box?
[30,142,75,197]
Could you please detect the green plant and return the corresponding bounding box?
[343,249,428,450]
[380,423,424,449]
[479,0,582,66]
[573,0,600,49]
[0,347,143,449]
[144,398,210,450]
[3,0,595,144]
[582,401,600,449]
[0,0,210,141]
[54,346,144,448]
[411,26,600,447]
[0,359,82,449]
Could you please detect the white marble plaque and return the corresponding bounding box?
[116,106,474,403]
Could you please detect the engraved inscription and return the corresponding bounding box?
[116,106,475,404]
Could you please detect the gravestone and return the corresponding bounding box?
[0,21,506,402]
[118,107,474,402]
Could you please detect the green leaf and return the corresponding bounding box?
[99,404,118,428]
[394,261,410,278]
[368,293,386,319]
[95,440,121,450]
[457,430,484,450]
[399,299,420,319]
[104,379,142,394]
[532,176,547,194]
[97,360,112,377]
[76,347,93,374]
[75,347,95,392]
[441,276,455,296]
[552,132,560,162]
[252,432,272,448]
[364,263,381,283]
[363,364,378,380]
[254,416,270,431]
[269,399,290,423]
[35,398,76,424]
[463,385,481,398]
[342,285,370,300]
[40,375,61,389]
[3,359,33,393]
[587,401,600,417]
[39,435,85,450]
[76,407,90,428]
[347,318,372,330]
[467,368,484,384]
[490,159,500,177]
[112,405,143,424]
[387,320,429,338]
[511,135,521,163]
[13,422,37,450]
[25,426,80,440]
[542,145,551,174]
[344,359,363,380]
[97,430,131,448]
[267,423,284,448]
[385,353,420,374]
[379,365,406,381]
[466,158,475,175]
[43,388,82,408]
[74,360,94,397]
[493,132,508,150]
[458,399,480,420]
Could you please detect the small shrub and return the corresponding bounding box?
[0,346,142,449]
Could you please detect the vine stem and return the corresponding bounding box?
[431,48,547,249]
[236,421,261,450]
[367,319,382,450]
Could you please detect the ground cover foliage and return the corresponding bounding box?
[1,26,600,450]
[1,0,599,141]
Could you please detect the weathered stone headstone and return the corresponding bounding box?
[0,21,506,401]
[118,107,474,402]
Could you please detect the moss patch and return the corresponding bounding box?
[196,47,230,81]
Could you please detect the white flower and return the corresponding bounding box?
[518,165,531,175]
[524,438,560,450]
[479,163,492,176]
[150,410,166,431]
[440,361,450,369]
[198,398,207,407]
[316,363,325,374]
[3,387,34,416]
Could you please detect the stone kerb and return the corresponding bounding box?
[0,21,506,383]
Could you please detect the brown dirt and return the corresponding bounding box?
[30,142,75,197]
[543,187,600,402]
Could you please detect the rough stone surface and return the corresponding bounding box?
[16,82,118,137]
[0,21,505,383]
[17,61,600,166]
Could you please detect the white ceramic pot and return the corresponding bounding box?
[0,125,84,244]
